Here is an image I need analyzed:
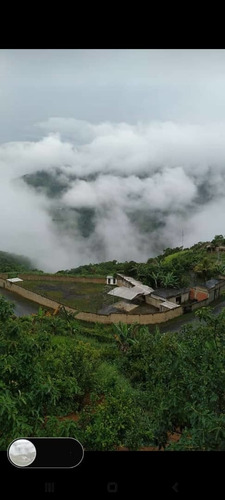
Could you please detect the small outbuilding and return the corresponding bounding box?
[159,300,180,312]
[116,273,154,293]
[106,275,117,285]
[6,278,23,284]
[108,285,147,301]
[190,278,225,302]
[152,287,190,305]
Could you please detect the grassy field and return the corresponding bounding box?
[163,249,189,264]
[19,280,116,313]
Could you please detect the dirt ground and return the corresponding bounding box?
[20,280,116,313]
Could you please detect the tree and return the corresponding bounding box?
[160,271,179,288]
[193,257,216,280]
[0,296,15,322]
[211,235,225,247]
[149,270,162,288]
[0,314,102,450]
[215,263,225,276]
[113,322,139,352]
[122,261,138,277]
[118,309,225,450]
[162,247,183,258]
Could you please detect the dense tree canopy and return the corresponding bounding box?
[1,294,225,451]
[1,235,225,451]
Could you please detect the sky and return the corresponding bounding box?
[1,49,225,271]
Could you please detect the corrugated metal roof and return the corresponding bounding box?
[108,286,147,300]
[197,278,225,290]
[151,294,165,302]
[138,284,154,294]
[205,279,220,289]
[6,278,23,283]
[199,279,221,289]
[160,300,179,310]
[116,274,154,294]
[153,287,189,298]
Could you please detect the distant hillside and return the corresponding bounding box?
[2,235,225,288]
[22,169,69,198]
[0,251,35,274]
[21,168,167,242]
[19,165,225,268]
[22,169,98,199]
[56,236,225,289]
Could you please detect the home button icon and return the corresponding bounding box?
[107,482,118,493]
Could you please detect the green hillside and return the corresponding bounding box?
[56,236,225,288]
[1,235,225,451]
[0,251,34,274]
[1,296,225,451]
[1,234,225,289]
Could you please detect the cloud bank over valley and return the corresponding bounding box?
[1,118,225,271]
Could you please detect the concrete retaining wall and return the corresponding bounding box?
[0,277,183,323]
[18,274,105,284]
[75,306,183,324]
[0,278,76,314]
[1,276,223,324]
[189,297,211,311]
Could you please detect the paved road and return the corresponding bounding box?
[157,298,225,334]
[0,287,40,316]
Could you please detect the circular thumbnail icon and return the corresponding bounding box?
[8,439,37,467]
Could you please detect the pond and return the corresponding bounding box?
[0,287,41,316]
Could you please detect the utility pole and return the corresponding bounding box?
[181,228,184,248]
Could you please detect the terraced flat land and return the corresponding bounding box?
[19,280,116,313]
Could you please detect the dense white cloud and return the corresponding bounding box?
[0,134,76,178]
[1,118,225,271]
[36,119,225,176]
[62,168,197,213]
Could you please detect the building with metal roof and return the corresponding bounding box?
[108,273,188,313]
[153,287,190,299]
[204,279,220,289]
[116,273,154,294]
[159,300,180,311]
[190,277,225,302]
[152,287,190,305]
[6,278,23,283]
[106,275,117,285]
[108,285,147,301]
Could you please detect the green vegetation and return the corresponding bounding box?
[1,296,225,451]
[2,235,225,451]
[1,233,225,288]
[56,236,225,288]
[56,260,126,277]
[163,249,189,264]
[211,234,225,246]
[0,251,34,274]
